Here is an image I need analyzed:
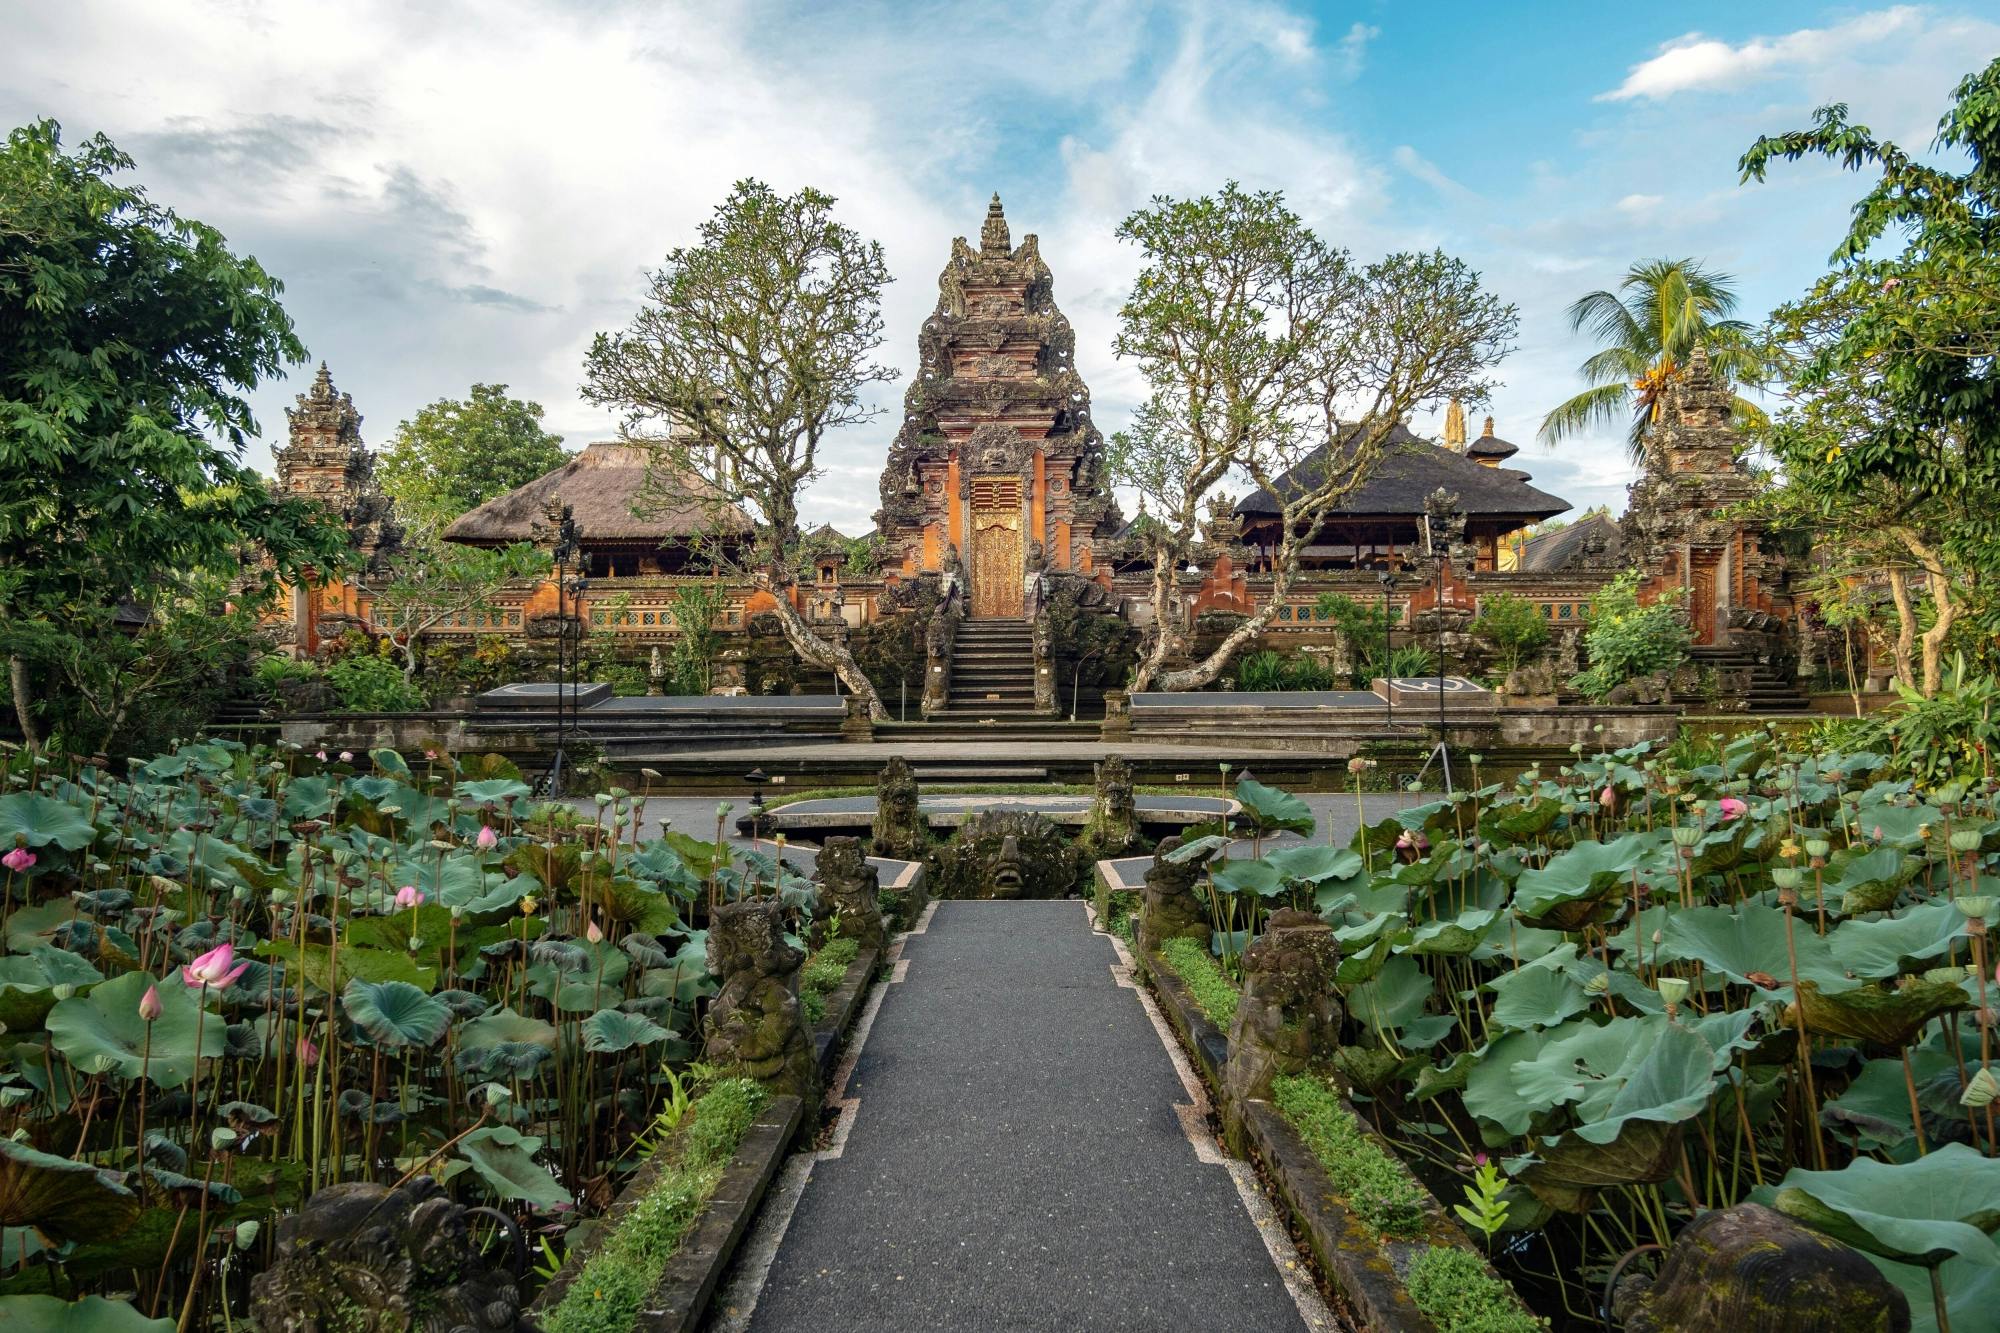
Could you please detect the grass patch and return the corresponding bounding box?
[799,936,861,1026]
[1159,936,1240,1028]
[1270,1074,1428,1239]
[1406,1245,1544,1332]
[542,1078,768,1333]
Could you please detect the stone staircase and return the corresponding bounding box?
[938,617,1042,718]
[1691,645,1810,713]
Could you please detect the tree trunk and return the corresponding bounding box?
[8,655,40,752]
[1892,529,1959,698]
[766,586,887,720]
[1155,560,1299,692]
[1884,567,1917,691]
[1128,545,1179,694]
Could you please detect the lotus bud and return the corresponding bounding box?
[296,1037,320,1067]
[395,885,424,909]
[1718,798,1748,821]
[338,751,353,763]
[1962,1066,2000,1109]
[1955,896,1995,921]
[1950,829,1983,853]
[1,847,36,874]
[51,983,74,1001]
[211,1126,240,1152]
[139,984,163,1022]
[1656,977,1690,1008]
[521,896,539,917]
[585,917,604,944]
[1804,838,1831,859]
[1347,757,1368,774]
[315,750,327,761]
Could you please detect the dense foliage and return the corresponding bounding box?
[1569,571,1690,701]
[375,385,569,540]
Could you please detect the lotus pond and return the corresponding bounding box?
[1167,738,2000,1332]
[0,740,811,1331]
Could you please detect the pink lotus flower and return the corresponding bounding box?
[394,885,424,909]
[138,984,163,1022]
[1718,798,1748,821]
[182,942,249,990]
[1,847,35,874]
[585,917,604,944]
[314,749,328,761]
[475,825,498,851]
[424,748,438,760]
[338,750,353,763]
[296,1037,320,1067]
[1599,784,1616,810]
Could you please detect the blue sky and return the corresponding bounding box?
[5,1,1996,531]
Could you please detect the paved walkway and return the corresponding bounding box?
[720,901,1336,1333]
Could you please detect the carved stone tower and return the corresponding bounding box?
[275,363,400,564]
[875,195,1119,618]
[1622,347,1787,645]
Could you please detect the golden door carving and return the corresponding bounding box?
[970,477,1024,618]
[1691,565,1718,645]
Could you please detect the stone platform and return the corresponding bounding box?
[747,793,1237,844]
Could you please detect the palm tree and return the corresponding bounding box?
[1537,258,1766,460]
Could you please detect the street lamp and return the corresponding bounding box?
[745,767,769,846]
[1375,569,1395,728]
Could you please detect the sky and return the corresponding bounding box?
[6,1,1996,533]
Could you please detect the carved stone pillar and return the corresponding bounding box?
[1223,909,1342,1113]
[1137,835,1212,957]
[870,757,927,862]
[816,835,885,953]
[703,897,816,1099]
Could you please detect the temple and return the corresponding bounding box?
[875,195,1121,615]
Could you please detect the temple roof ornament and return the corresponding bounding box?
[980,193,1011,256]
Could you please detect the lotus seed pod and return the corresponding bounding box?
[211,1127,240,1151]
[1961,1066,1999,1109]
[1584,972,1610,995]
[1771,867,1805,890]
[1804,838,1831,859]
[1923,965,1972,985]
[1672,825,1703,847]
[1956,896,1996,920]
[1656,977,1691,1007]
[1950,828,1983,853]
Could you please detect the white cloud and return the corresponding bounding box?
[1336,21,1379,78]
[1393,145,1478,204]
[1599,7,1922,101]
[1615,193,1663,215]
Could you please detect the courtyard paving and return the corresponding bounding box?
[717,900,1341,1332]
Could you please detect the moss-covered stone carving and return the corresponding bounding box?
[870,757,927,861]
[1138,834,1211,957]
[817,835,885,953]
[928,808,1077,899]
[703,897,817,1100]
[1611,1202,1909,1332]
[1224,909,1343,1114]
[1077,756,1147,862]
[248,1175,532,1333]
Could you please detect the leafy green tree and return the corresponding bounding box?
[1471,591,1550,676]
[582,180,895,717]
[1571,571,1690,700]
[1111,183,1516,692]
[1741,57,2000,667]
[0,119,347,749]
[1536,258,1766,458]
[376,384,569,539]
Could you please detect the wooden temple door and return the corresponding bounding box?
[969,477,1024,618]
[1690,564,1718,645]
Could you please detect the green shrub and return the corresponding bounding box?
[252,653,320,702]
[1821,653,2000,785]
[544,1078,767,1333]
[1270,1074,1428,1238]
[1236,650,1335,693]
[323,652,428,712]
[1471,592,1549,675]
[1570,570,1689,700]
[798,936,861,1026]
[1406,1245,1544,1332]
[1160,937,1239,1028]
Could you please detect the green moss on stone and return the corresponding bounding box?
[799,937,861,1026]
[1269,1074,1428,1239]
[1160,937,1239,1028]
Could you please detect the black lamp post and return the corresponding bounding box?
[546,507,582,798]
[745,767,769,846]
[1375,568,1395,727]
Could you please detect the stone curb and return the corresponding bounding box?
[530,1094,804,1330]
[1142,946,1527,1333]
[811,944,881,1079]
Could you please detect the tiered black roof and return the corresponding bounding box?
[1234,422,1568,523]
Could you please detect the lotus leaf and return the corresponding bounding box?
[1760,1144,2000,1269]
[342,979,452,1048]
[1831,901,1995,979]
[1487,953,1593,1030]
[1233,776,1313,835]
[1211,857,1284,898]
[255,942,435,994]
[1406,908,1501,957]
[1465,1025,1571,1138]
[0,1139,140,1242]
[580,1009,672,1053]
[1825,846,1924,914]
[455,778,533,804]
[46,973,222,1089]
[138,1166,243,1206]
[1512,833,1668,929]
[0,793,98,851]
[1659,903,1854,995]
[0,1296,176,1333]
[1793,978,1969,1045]
[456,1125,571,1209]
[1821,1051,1958,1148]
[1849,805,1946,851]
[1264,845,1363,885]
[456,1007,559,1053]
[0,949,104,1029]
[1345,956,1433,1033]
[1164,834,1232,865]
[1513,1117,1684,1212]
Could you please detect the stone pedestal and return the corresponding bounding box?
[1223,910,1342,1143]
[816,835,885,952]
[703,898,816,1100]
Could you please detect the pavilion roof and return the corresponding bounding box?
[1234,422,1568,524]
[443,441,751,547]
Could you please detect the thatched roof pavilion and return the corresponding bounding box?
[443,441,751,576]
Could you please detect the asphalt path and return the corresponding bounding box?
[739,901,1327,1333]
